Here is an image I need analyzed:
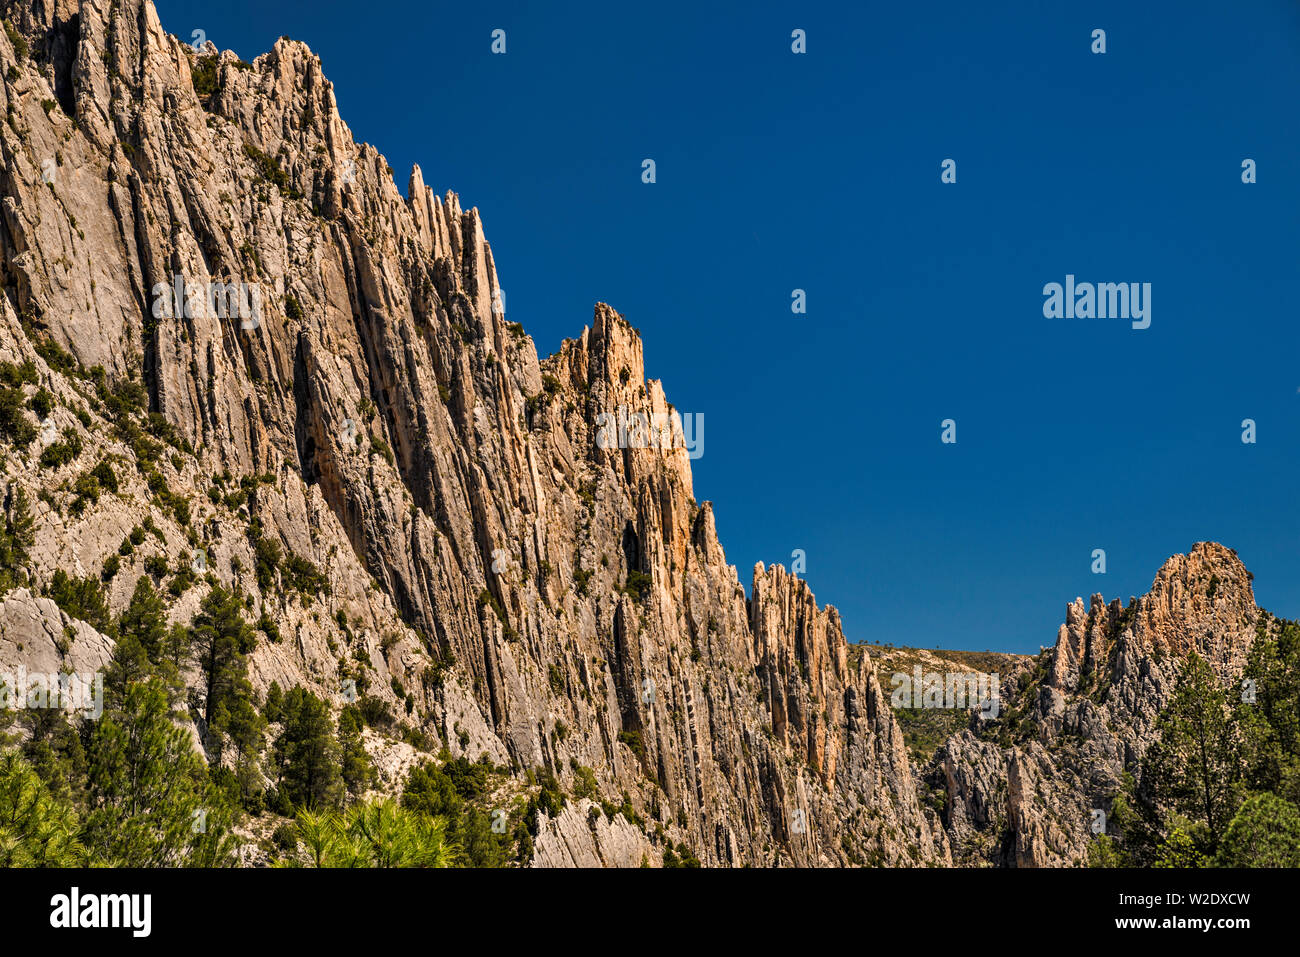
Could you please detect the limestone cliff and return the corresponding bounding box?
[0,1,1271,868]
[935,543,1261,866]
[0,0,946,867]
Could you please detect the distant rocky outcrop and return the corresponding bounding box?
[935,543,1260,866]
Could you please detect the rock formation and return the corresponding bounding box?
[0,1,1272,867]
[0,0,952,867]
[935,543,1260,866]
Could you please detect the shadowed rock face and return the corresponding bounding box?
[0,2,1264,867]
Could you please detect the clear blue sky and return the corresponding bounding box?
[156,0,1300,653]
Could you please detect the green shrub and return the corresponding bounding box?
[250,524,282,590]
[28,388,53,420]
[283,553,329,602]
[0,388,35,448]
[570,761,599,800]
[91,459,119,493]
[257,612,281,644]
[370,436,394,465]
[623,569,652,602]
[242,142,300,199]
[69,472,100,515]
[191,56,218,101]
[34,338,78,376]
[39,428,83,469]
[618,729,646,761]
[4,20,28,61]
[46,568,111,632]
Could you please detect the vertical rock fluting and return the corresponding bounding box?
[0,0,946,866]
[0,2,1268,869]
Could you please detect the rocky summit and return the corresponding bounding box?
[0,1,1285,868]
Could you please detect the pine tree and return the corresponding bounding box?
[0,751,87,866]
[102,630,153,710]
[338,705,374,797]
[401,757,512,866]
[17,707,86,804]
[264,681,285,723]
[1140,653,1243,858]
[286,799,457,867]
[214,691,267,810]
[46,569,111,633]
[104,576,172,708]
[119,576,168,661]
[1215,792,1300,867]
[82,679,234,866]
[190,584,258,758]
[273,686,342,810]
[1237,618,1300,805]
[0,485,34,592]
[163,622,190,673]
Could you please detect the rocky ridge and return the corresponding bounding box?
[935,542,1260,866]
[0,0,947,867]
[0,1,1269,867]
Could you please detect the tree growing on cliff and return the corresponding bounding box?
[81,680,235,867]
[0,485,34,592]
[272,686,342,810]
[1140,653,1243,859]
[190,583,259,761]
[1236,617,1300,805]
[106,576,182,707]
[338,705,374,797]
